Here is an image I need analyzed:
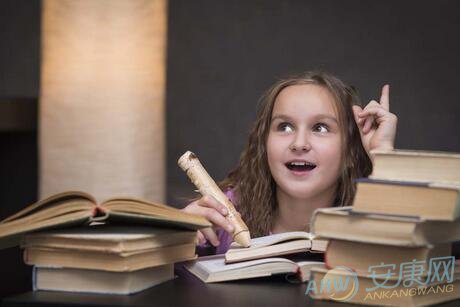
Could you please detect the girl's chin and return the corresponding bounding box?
[278,186,318,200]
[277,181,337,201]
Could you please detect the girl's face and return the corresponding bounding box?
[266,84,343,202]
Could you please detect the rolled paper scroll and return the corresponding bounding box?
[178,151,251,247]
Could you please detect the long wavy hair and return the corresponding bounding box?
[220,71,373,237]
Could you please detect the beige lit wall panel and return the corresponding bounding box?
[39,0,166,202]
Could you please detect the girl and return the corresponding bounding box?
[182,71,397,254]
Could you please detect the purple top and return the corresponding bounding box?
[195,190,236,256]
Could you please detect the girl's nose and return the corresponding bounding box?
[289,143,311,152]
[289,134,312,152]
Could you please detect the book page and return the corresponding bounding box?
[0,191,95,224]
[100,199,211,228]
[295,261,326,282]
[23,226,182,241]
[372,149,460,158]
[190,255,296,273]
[229,231,313,250]
[101,198,171,210]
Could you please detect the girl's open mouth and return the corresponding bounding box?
[285,161,317,172]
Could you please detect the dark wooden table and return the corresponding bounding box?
[1,265,344,307]
[2,266,459,307]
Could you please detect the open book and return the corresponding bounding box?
[225,231,327,263]
[185,254,324,283]
[0,191,211,248]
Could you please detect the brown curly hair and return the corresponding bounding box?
[220,71,373,237]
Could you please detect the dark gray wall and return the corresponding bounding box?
[167,0,460,205]
[0,0,40,215]
[0,0,40,299]
[0,0,40,97]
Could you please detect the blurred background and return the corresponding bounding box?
[1,0,460,297]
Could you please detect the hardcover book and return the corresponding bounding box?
[0,191,210,248]
[352,178,460,220]
[311,206,460,246]
[370,149,460,184]
[33,264,174,295]
[21,226,198,253]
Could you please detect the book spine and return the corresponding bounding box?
[90,209,109,223]
[323,240,331,270]
[355,177,431,187]
[32,266,37,291]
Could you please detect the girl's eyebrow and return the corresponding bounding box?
[314,114,338,124]
[270,114,292,122]
[271,114,338,123]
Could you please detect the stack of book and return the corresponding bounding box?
[309,149,460,306]
[185,231,327,283]
[0,191,211,295]
[23,226,199,294]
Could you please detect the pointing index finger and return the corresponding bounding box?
[379,84,390,111]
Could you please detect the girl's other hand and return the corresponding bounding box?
[181,195,234,247]
[352,84,398,161]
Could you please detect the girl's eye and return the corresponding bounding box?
[313,123,329,133]
[277,122,294,133]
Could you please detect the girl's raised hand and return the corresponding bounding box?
[352,84,398,160]
[181,195,234,247]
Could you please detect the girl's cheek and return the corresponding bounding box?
[269,135,289,148]
[317,139,342,157]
